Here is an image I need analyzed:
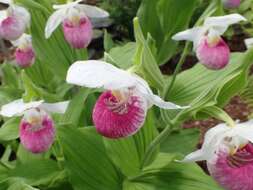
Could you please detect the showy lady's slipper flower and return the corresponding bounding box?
[0,99,69,153]
[45,0,109,49]
[66,60,188,139]
[172,14,246,70]
[182,120,253,190]
[12,34,35,68]
[223,0,241,9]
[0,0,30,41]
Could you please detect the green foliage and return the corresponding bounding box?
[138,0,199,65]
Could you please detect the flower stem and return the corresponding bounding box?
[163,42,190,98]
[141,121,174,168]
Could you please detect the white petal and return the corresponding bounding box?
[234,120,253,143]
[244,38,253,49]
[77,4,109,19]
[45,9,66,39]
[133,74,188,109]
[39,101,69,114]
[66,60,136,90]
[204,14,246,35]
[11,33,31,47]
[0,0,11,4]
[183,123,230,162]
[172,27,205,50]
[182,149,205,162]
[0,99,43,117]
[11,5,31,27]
[53,0,82,10]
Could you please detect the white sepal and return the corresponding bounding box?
[45,8,66,39]
[133,74,188,109]
[234,120,253,143]
[0,0,11,4]
[66,60,188,110]
[204,14,246,35]
[182,123,230,162]
[39,101,69,114]
[78,4,109,19]
[11,33,31,47]
[66,60,137,90]
[53,0,82,10]
[10,5,31,27]
[244,38,253,49]
[0,99,43,117]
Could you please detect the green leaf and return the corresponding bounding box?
[160,128,199,155]
[61,88,91,126]
[107,42,136,69]
[58,127,122,190]
[0,118,20,141]
[8,159,62,186]
[137,0,198,65]
[163,51,253,123]
[0,87,23,107]
[17,0,88,80]
[1,63,20,89]
[103,111,158,177]
[124,153,222,190]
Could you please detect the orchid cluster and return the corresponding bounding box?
[0,0,253,190]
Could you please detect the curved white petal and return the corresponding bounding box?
[244,38,253,49]
[172,27,205,50]
[66,60,137,90]
[45,9,66,39]
[0,99,43,117]
[11,33,31,47]
[182,149,205,162]
[0,0,11,4]
[53,0,82,10]
[39,101,69,114]
[77,4,109,19]
[133,75,188,109]
[204,14,246,35]
[183,123,230,162]
[234,120,253,143]
[11,5,31,27]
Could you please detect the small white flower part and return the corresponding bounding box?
[45,0,109,39]
[172,14,246,70]
[66,60,188,138]
[182,120,253,190]
[0,0,30,40]
[244,38,253,49]
[0,99,69,117]
[0,99,69,153]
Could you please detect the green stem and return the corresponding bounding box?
[141,121,174,168]
[0,160,11,170]
[163,42,190,98]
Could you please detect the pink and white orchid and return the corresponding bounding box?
[45,0,109,49]
[0,99,69,153]
[182,120,253,190]
[172,14,246,70]
[0,0,30,41]
[66,60,188,138]
[12,33,35,68]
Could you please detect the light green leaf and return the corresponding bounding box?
[58,127,122,190]
[124,153,222,190]
[103,111,158,177]
[160,128,199,155]
[0,118,20,141]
